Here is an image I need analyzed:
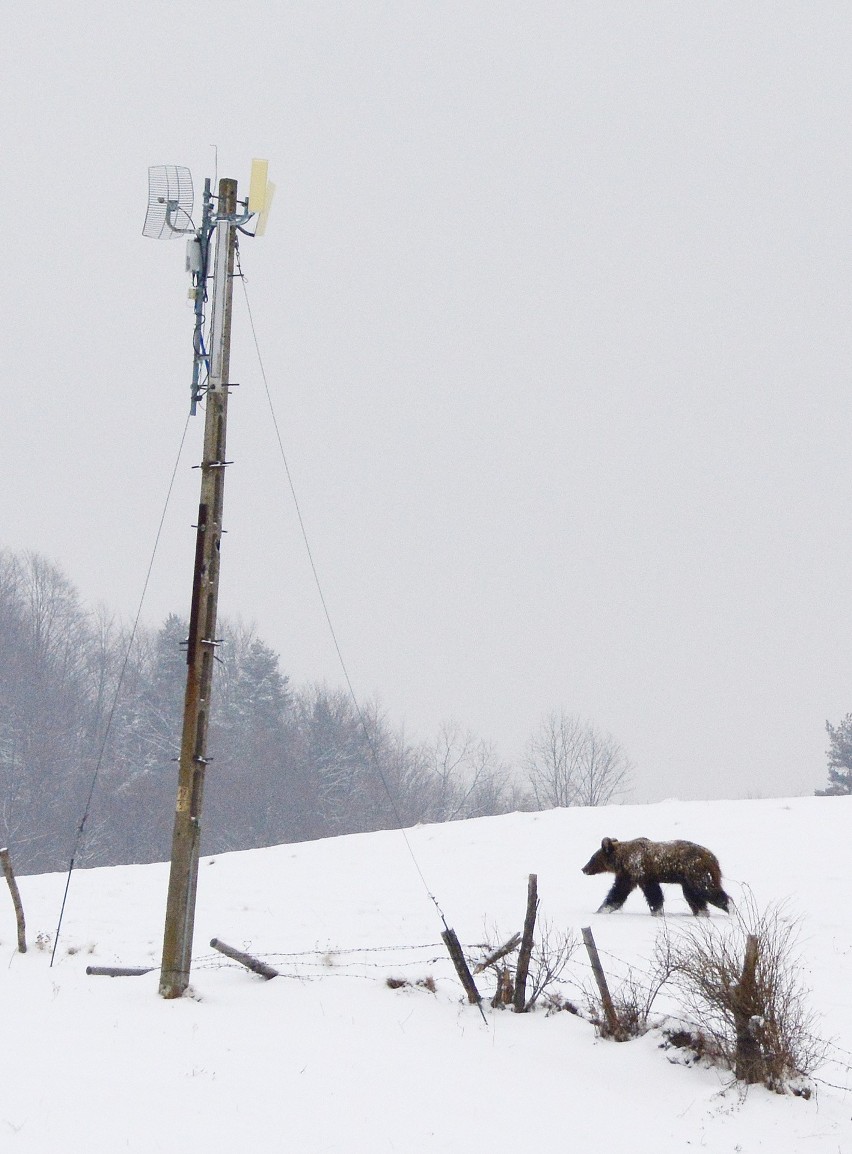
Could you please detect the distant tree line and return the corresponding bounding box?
[0,548,633,874]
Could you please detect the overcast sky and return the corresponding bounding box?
[3,3,852,802]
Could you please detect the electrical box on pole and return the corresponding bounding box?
[142,160,272,999]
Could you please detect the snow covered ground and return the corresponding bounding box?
[1,796,850,1152]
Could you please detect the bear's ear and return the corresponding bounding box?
[601,837,614,854]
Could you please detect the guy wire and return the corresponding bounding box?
[50,411,193,965]
[235,248,451,934]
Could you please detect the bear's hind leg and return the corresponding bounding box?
[598,875,635,912]
[640,881,664,915]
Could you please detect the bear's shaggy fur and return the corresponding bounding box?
[581,836,731,916]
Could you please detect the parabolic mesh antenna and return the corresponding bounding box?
[142,165,194,238]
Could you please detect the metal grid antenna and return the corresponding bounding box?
[142,165,195,239]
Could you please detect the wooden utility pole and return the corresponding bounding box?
[159,178,238,999]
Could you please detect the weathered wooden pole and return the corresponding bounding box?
[582,925,622,1039]
[0,847,26,952]
[441,927,483,1008]
[733,934,762,1083]
[159,177,238,1000]
[210,938,281,980]
[513,873,538,1012]
[87,966,155,977]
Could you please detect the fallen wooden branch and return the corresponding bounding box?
[0,847,26,953]
[210,937,280,979]
[86,966,155,977]
[474,932,521,974]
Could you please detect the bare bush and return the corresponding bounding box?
[477,920,578,1012]
[524,920,578,1011]
[664,894,826,1092]
[584,940,677,1041]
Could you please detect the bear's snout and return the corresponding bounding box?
[581,852,606,875]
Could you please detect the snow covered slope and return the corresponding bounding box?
[2,796,850,1152]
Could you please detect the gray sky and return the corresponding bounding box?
[3,3,852,801]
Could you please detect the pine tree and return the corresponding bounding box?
[206,622,293,849]
[816,715,852,796]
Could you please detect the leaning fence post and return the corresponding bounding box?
[513,873,538,1012]
[733,933,762,1083]
[1,847,26,953]
[441,927,483,1009]
[86,966,155,978]
[210,938,280,980]
[582,926,621,1039]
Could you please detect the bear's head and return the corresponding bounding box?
[581,837,619,875]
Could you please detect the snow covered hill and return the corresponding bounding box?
[2,796,850,1152]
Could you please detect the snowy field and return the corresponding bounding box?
[1,795,850,1152]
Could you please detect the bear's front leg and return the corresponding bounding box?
[640,881,664,915]
[598,874,635,912]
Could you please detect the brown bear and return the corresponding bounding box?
[581,836,730,916]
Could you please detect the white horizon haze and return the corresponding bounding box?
[3,4,852,802]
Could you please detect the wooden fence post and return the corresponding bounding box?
[1,847,26,953]
[733,933,763,1084]
[582,926,622,1040]
[513,873,538,1012]
[441,927,483,1008]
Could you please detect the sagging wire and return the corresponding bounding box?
[233,247,462,951]
[50,411,194,965]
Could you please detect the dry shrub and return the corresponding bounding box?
[584,960,672,1041]
[582,927,680,1042]
[477,920,578,1012]
[524,920,578,1011]
[386,975,437,993]
[663,894,825,1092]
[539,991,580,1016]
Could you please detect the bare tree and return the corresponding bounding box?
[523,711,586,808]
[0,550,93,872]
[523,709,632,809]
[574,725,633,806]
[425,722,511,822]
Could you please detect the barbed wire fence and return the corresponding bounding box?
[188,922,852,1094]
